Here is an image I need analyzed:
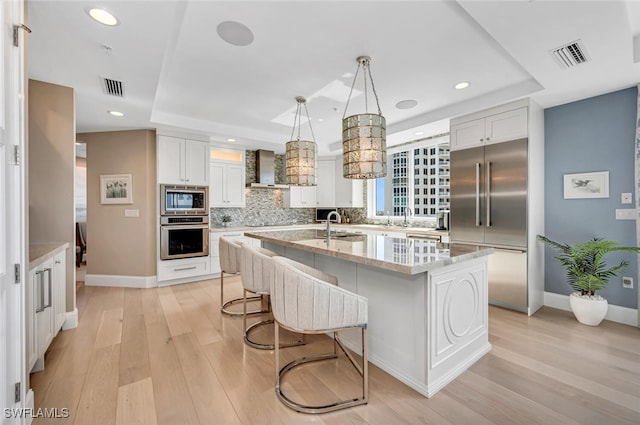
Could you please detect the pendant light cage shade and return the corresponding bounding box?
[342,56,387,179]
[342,113,387,179]
[285,139,317,186]
[285,96,318,186]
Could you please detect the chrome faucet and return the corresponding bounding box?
[326,211,341,246]
[386,210,391,226]
[404,207,413,227]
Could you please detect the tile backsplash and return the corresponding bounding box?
[211,150,368,227]
[211,188,315,227]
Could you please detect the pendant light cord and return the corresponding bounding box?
[303,102,317,143]
[290,100,302,141]
[342,61,362,119]
[289,97,316,142]
[342,56,383,118]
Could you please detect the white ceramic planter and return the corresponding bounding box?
[569,293,608,326]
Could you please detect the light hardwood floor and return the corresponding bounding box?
[31,275,640,425]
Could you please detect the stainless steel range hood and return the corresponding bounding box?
[249,149,289,188]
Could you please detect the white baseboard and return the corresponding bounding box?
[544,292,638,327]
[62,308,78,330]
[85,274,157,289]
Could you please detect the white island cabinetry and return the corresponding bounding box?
[246,229,492,398]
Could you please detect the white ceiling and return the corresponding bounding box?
[28,1,640,155]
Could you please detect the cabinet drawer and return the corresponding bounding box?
[158,258,209,281]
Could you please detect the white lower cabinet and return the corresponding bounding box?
[27,247,67,373]
[210,231,261,275]
[157,256,210,283]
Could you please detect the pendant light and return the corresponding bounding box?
[342,55,387,179]
[285,96,318,186]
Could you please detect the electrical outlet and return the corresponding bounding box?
[622,276,633,289]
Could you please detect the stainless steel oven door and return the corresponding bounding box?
[160,224,209,260]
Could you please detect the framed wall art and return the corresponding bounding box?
[563,171,609,199]
[100,174,133,204]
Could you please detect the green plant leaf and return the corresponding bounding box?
[537,235,640,295]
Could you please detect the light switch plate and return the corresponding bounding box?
[124,209,139,217]
[621,193,633,204]
[622,276,633,289]
[615,209,636,220]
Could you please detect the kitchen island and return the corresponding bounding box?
[245,229,494,398]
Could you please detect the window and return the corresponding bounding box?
[371,135,450,218]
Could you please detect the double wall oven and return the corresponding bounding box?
[160,185,209,260]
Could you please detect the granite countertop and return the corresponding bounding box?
[29,242,69,269]
[244,229,490,275]
[210,223,322,233]
[211,222,449,236]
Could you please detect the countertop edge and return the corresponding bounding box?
[244,231,491,275]
[29,242,70,269]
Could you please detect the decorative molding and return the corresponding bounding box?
[85,274,157,289]
[544,292,638,327]
[62,308,78,330]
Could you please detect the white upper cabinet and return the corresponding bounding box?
[284,186,317,208]
[316,160,336,207]
[450,107,528,151]
[210,148,246,207]
[334,159,364,208]
[158,135,209,186]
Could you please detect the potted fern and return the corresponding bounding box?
[538,235,640,326]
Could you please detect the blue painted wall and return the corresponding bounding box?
[544,87,638,309]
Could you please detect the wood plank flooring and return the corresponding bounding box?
[31,275,640,425]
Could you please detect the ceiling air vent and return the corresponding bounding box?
[550,40,589,69]
[100,77,125,97]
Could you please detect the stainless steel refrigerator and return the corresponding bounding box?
[450,138,529,311]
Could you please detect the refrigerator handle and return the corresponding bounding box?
[475,162,480,226]
[486,161,492,227]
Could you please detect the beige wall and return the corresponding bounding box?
[79,130,156,276]
[28,80,76,313]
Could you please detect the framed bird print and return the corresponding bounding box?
[563,171,609,199]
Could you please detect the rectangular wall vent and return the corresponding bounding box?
[101,77,125,97]
[550,40,589,69]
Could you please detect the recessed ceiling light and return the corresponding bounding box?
[217,21,254,46]
[227,138,236,142]
[454,81,470,90]
[88,8,119,26]
[317,118,324,122]
[342,72,354,79]
[414,131,424,136]
[395,100,418,110]
[108,110,124,117]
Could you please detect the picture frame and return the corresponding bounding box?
[100,174,133,204]
[563,171,609,199]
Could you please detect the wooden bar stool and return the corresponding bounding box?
[271,256,369,414]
